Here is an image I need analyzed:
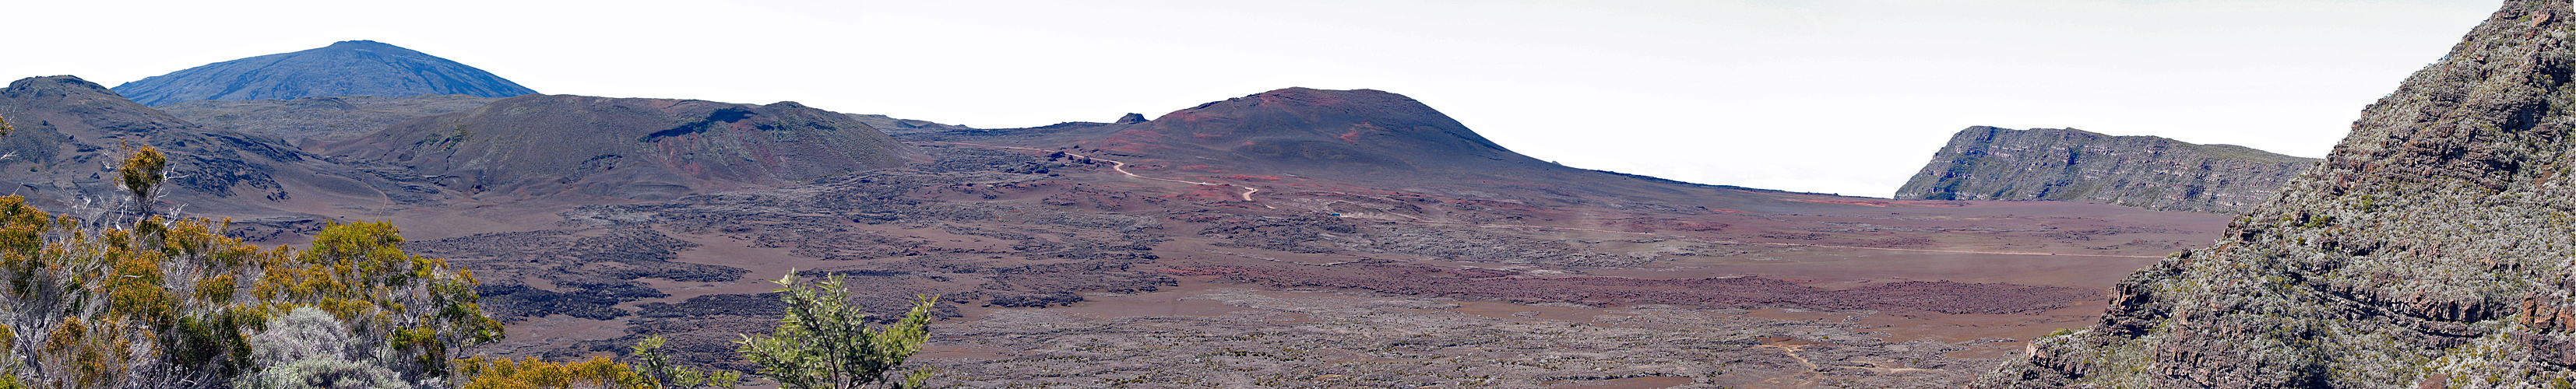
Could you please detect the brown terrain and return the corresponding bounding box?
[416,142,2222,388]
[9,79,2236,387]
[364,89,2226,388]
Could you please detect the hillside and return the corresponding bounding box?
[322,94,924,202]
[0,32,2303,389]
[375,87,2235,387]
[110,40,537,107]
[899,87,1814,213]
[159,94,500,142]
[1981,0,2576,387]
[1895,126,2318,213]
[0,75,431,237]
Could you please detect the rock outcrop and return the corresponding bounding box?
[323,94,924,201]
[158,94,500,142]
[1980,1,2576,387]
[1895,126,2317,214]
[111,40,537,107]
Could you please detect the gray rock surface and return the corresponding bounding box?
[111,40,537,107]
[1895,126,2317,214]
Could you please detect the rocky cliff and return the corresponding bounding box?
[111,40,537,107]
[1895,126,2317,214]
[1980,1,2576,387]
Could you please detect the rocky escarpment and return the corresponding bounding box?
[324,94,924,201]
[1895,127,2317,214]
[1980,1,2576,387]
[111,40,537,107]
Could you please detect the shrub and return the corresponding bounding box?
[633,335,741,389]
[735,273,939,389]
[0,143,501,387]
[452,356,647,389]
[234,358,405,389]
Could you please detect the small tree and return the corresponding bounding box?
[120,145,167,214]
[735,273,938,389]
[632,335,741,389]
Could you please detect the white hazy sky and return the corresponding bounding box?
[5,0,2500,198]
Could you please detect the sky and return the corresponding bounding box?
[5,0,2501,198]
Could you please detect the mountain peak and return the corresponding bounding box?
[1124,87,1523,170]
[110,41,537,106]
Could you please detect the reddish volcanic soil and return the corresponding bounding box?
[392,140,2229,388]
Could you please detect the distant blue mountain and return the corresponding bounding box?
[111,40,537,107]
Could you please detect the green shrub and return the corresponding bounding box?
[736,272,939,389]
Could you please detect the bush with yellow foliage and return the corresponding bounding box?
[0,141,500,387]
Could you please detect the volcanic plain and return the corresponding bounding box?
[365,140,2226,388]
[3,74,2242,388]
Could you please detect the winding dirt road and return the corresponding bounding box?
[933,142,1269,207]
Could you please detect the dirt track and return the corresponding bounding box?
[937,142,1269,207]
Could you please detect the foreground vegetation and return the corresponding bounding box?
[0,117,939,388]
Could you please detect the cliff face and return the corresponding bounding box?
[111,40,537,107]
[1895,127,2317,214]
[1980,1,2576,387]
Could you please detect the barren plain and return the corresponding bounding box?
[349,143,2233,388]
